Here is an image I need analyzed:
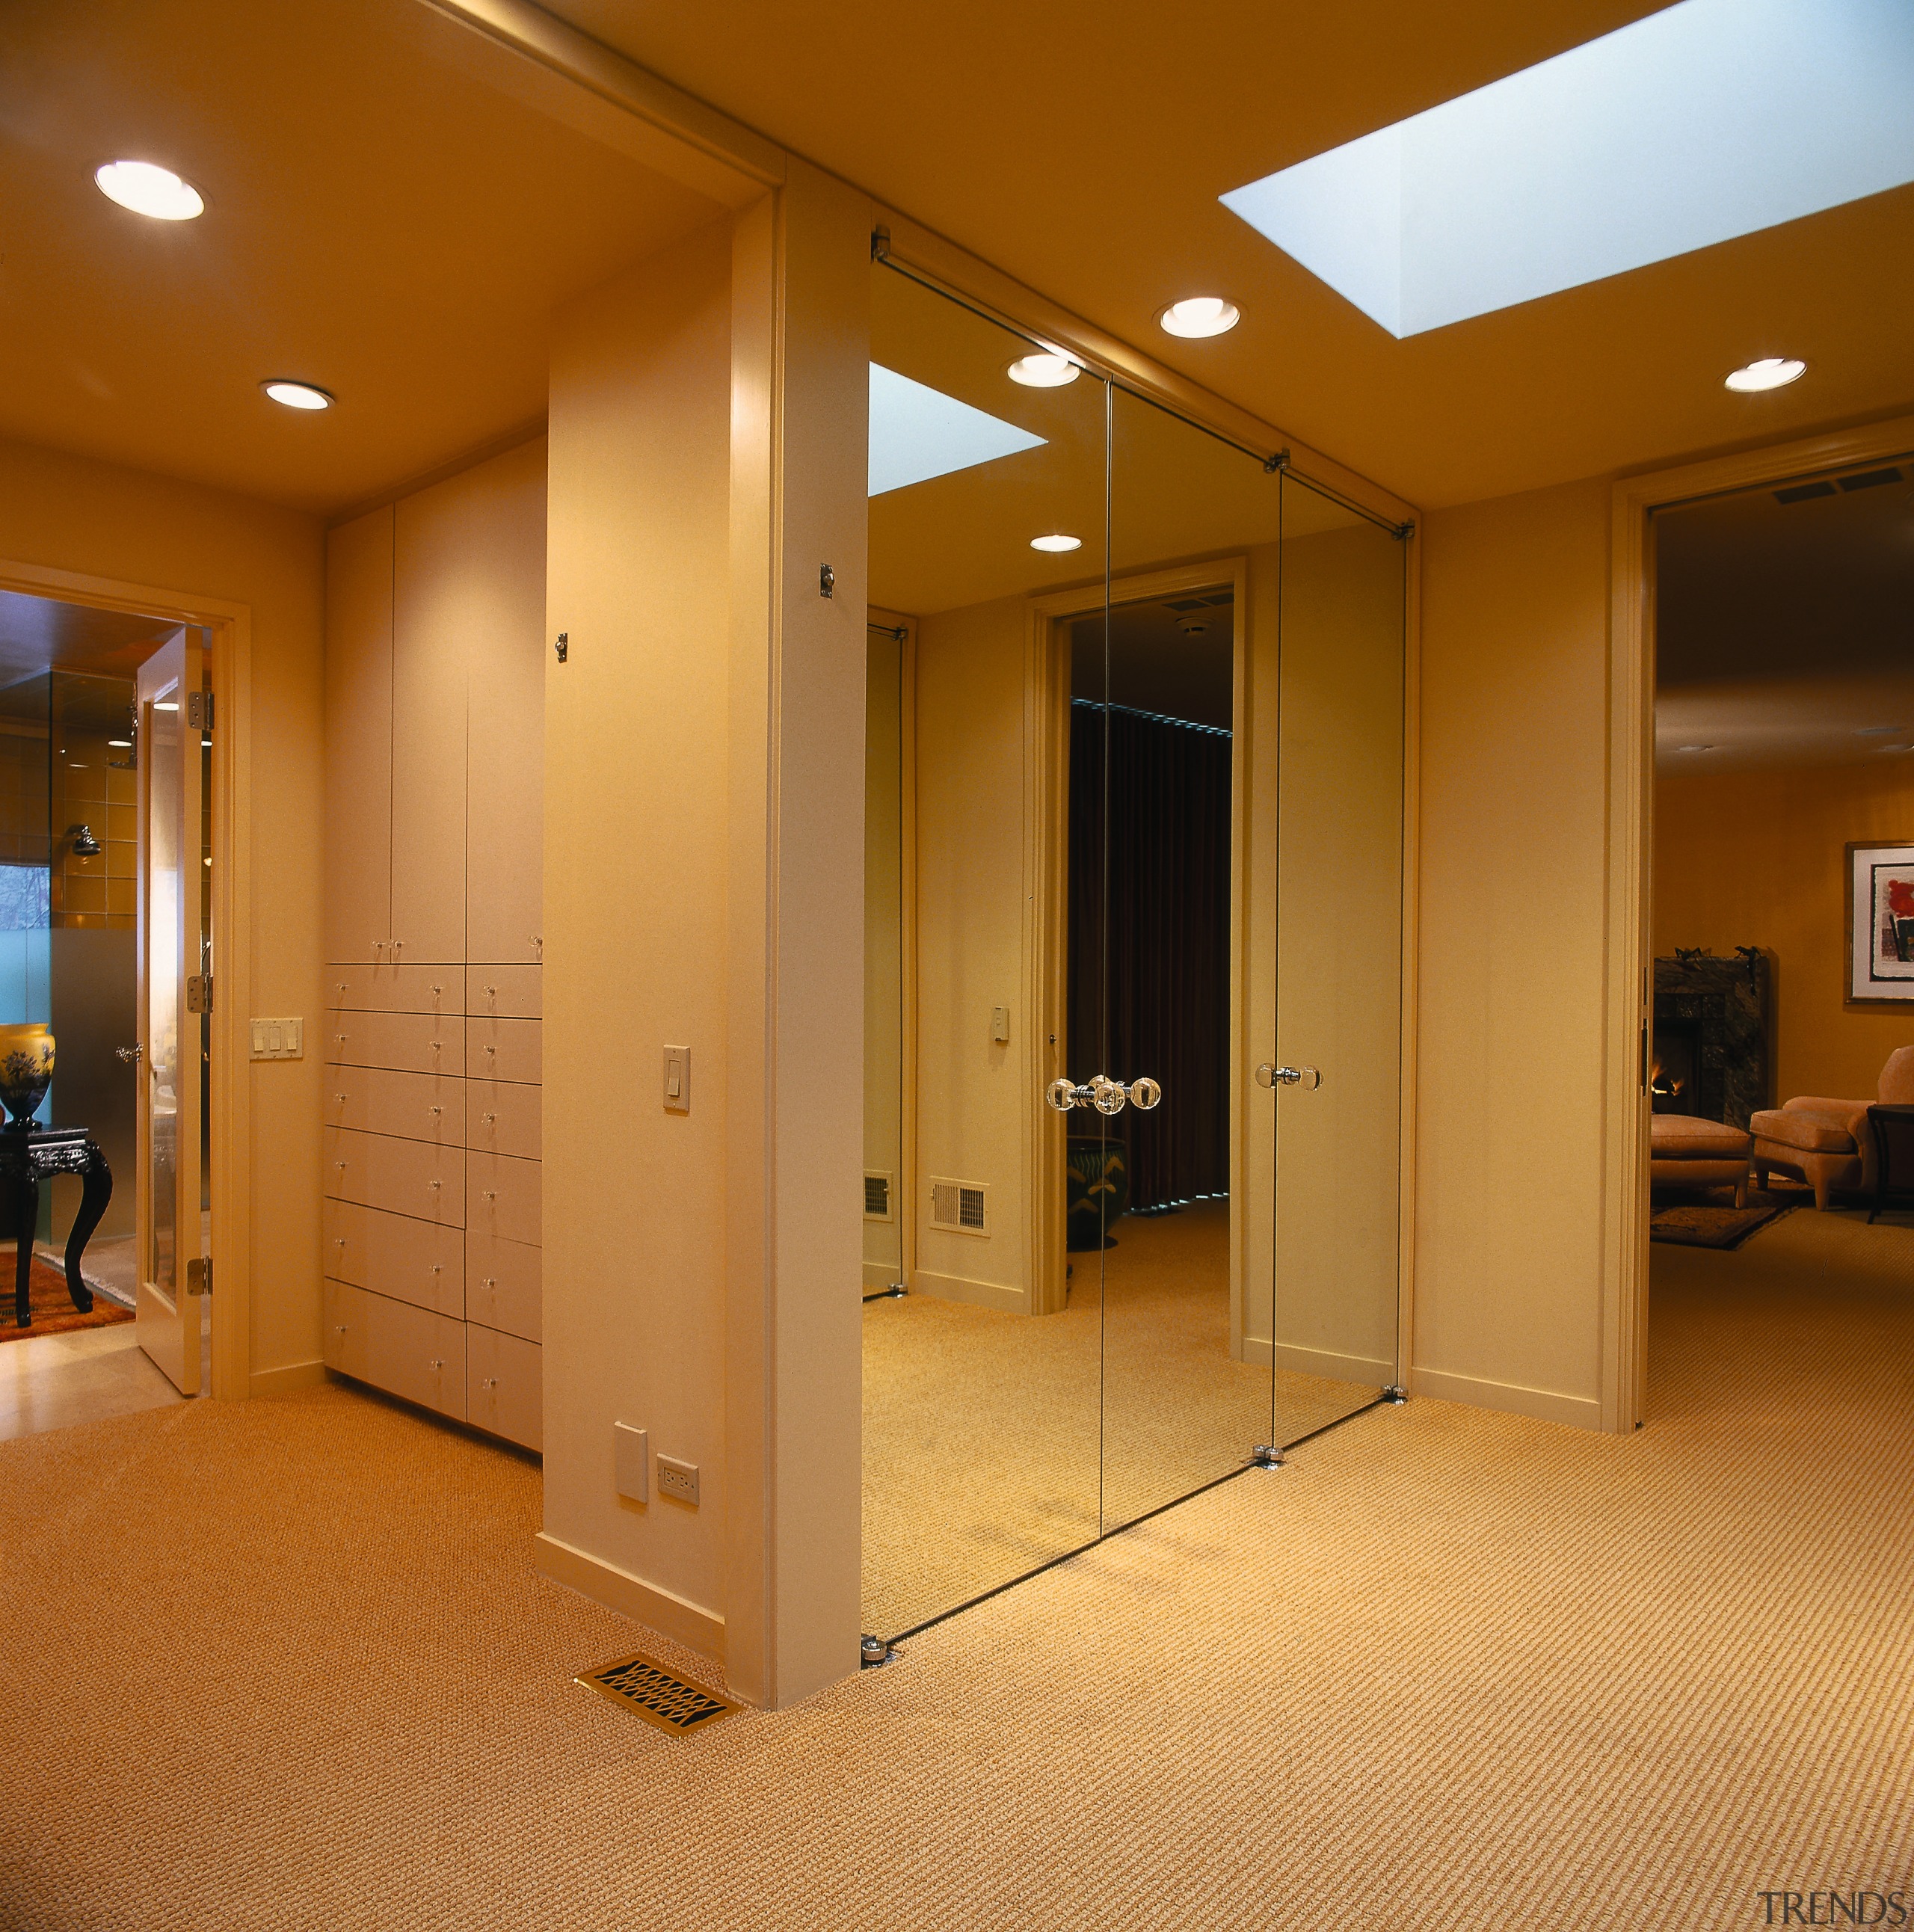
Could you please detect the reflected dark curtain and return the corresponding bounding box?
[1068,701,1231,1212]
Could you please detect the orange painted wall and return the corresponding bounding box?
[1655,760,1914,1105]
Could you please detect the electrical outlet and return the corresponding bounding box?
[657,1455,700,1507]
[613,1422,648,1502]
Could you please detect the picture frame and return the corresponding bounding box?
[1846,840,1914,1006]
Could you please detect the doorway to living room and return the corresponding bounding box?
[1643,447,1914,1412]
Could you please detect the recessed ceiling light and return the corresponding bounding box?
[108,739,132,748]
[1725,357,1806,393]
[1007,351,1080,388]
[1856,724,1905,736]
[153,701,179,712]
[1159,297,1240,339]
[262,380,333,411]
[1031,533,1083,553]
[1675,743,1717,752]
[95,160,204,221]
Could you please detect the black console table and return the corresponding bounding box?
[1866,1105,1914,1225]
[0,1125,114,1328]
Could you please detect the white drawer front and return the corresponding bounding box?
[464,1229,541,1342]
[466,1325,542,1451]
[467,965,541,1020]
[325,1009,465,1077]
[466,1077,540,1160]
[324,1201,463,1317]
[468,1151,541,1247]
[325,1127,466,1226]
[467,1015,541,1085]
[325,964,467,1015]
[326,1066,465,1145]
[325,1279,465,1421]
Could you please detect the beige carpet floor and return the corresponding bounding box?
[863,1202,1378,1635]
[3,1208,1911,1929]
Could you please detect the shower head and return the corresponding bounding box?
[65,823,102,858]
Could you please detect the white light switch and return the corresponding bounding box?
[248,1017,304,1060]
[663,1044,690,1113]
[991,1005,1010,1044]
[614,1422,649,1502]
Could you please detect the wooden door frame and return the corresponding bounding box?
[0,555,252,1402]
[1604,408,1914,1432]
[1026,557,1251,1326]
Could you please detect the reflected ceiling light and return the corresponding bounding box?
[1857,724,1906,736]
[108,738,132,748]
[1007,351,1080,388]
[1725,357,1806,393]
[1158,297,1240,339]
[94,160,203,221]
[1675,743,1717,752]
[153,701,179,712]
[262,379,333,410]
[1031,533,1083,553]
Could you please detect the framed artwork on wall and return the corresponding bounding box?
[1847,841,1914,1006]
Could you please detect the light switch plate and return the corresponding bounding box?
[248,1017,304,1060]
[663,1044,690,1113]
[657,1454,699,1506]
[991,1004,1010,1044]
[614,1421,649,1502]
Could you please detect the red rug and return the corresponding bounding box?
[0,1256,135,1341]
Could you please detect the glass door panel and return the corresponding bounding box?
[861,263,1108,1640]
[1098,388,1282,1528]
[1269,470,1406,1438]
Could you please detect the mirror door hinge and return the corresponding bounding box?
[186,1258,212,1296]
[187,691,213,732]
[187,974,212,1013]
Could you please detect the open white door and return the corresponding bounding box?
[135,629,204,1394]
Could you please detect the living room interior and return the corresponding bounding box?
[4,0,1914,1924]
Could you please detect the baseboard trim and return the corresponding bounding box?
[250,1360,329,1398]
[1273,1341,1395,1386]
[911,1268,1025,1314]
[1411,1367,1602,1430]
[534,1531,727,1664]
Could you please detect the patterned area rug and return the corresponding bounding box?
[0,1256,135,1342]
[1650,1184,1803,1251]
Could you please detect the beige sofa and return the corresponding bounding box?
[1750,1046,1914,1210]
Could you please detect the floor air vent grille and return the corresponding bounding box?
[576,1652,740,1735]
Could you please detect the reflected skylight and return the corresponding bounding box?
[1220,0,1914,338]
[869,364,1044,496]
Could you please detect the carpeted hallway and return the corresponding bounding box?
[4,1208,1911,1930]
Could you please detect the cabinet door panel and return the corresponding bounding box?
[325,965,466,1016]
[324,1201,463,1317]
[466,1324,542,1450]
[390,477,474,965]
[464,440,546,967]
[466,1077,539,1159]
[326,1010,465,1077]
[465,1229,541,1342]
[468,1151,540,1247]
[326,1066,464,1145]
[324,509,393,965]
[468,967,541,1021]
[468,1015,541,1085]
[324,1127,465,1225]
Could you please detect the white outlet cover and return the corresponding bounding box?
[614,1421,649,1502]
[657,1454,700,1506]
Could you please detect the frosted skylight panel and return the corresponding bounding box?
[868,363,1044,496]
[1220,0,1914,337]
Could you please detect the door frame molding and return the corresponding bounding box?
[0,554,252,1401]
[1604,408,1914,1431]
[1027,556,1251,1328]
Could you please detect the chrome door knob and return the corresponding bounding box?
[1255,1063,1322,1089]
[116,1045,142,1063]
[1045,1075,1127,1113]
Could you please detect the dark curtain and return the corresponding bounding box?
[1068,702,1231,1212]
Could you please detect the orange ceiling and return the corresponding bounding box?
[0,0,723,515]
[550,0,1914,508]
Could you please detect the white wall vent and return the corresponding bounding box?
[929,1178,988,1236]
[863,1172,893,1222]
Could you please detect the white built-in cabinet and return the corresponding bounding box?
[321,439,547,1450]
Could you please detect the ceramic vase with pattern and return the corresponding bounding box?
[0,1024,54,1129]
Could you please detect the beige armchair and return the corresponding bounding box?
[1750,1045,1914,1210]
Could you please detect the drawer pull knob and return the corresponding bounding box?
[481,1276,496,1288]
[334,1160,347,1170]
[483,1189,497,1201]
[429,1105,442,1117]
[428,1180,441,1192]
[334,1093,346,1103]
[430,1264,443,1275]
[484,1111,496,1124]
[334,1237,347,1247]
[482,1376,498,1389]
[431,983,443,996]
[428,1357,444,1370]
[333,1323,348,1333]
[484,1045,496,1057]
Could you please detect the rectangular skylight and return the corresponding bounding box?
[1220,0,1914,337]
[868,363,1044,496]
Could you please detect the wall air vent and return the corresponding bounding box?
[574,1652,740,1735]
[929,1178,988,1235]
[1773,480,1838,505]
[864,1172,893,1221]
[1836,467,1903,493]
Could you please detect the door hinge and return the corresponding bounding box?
[188,974,212,1013]
[187,690,213,732]
[186,1257,212,1296]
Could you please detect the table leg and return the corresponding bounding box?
[61,1151,110,1314]
[14,1176,37,1327]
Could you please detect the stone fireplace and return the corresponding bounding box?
[1652,953,1770,1130]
